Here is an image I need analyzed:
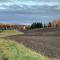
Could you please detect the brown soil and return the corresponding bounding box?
[4,35,60,58]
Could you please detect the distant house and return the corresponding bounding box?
[52,19,60,27]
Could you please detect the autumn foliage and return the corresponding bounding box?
[0,24,16,30]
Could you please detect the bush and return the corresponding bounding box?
[0,30,3,32]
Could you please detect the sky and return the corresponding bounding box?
[0,0,60,25]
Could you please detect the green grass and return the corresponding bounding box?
[0,39,48,60]
[0,30,24,37]
[0,30,49,60]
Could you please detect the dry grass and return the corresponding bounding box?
[0,30,24,37]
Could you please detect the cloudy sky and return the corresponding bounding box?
[0,0,60,25]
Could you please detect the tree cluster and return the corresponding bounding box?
[0,24,16,30]
[30,22,43,29]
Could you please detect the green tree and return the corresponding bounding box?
[30,22,43,29]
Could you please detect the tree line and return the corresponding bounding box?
[30,21,59,29]
[30,22,43,29]
[0,24,16,30]
[0,21,59,31]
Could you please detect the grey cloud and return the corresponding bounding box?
[0,0,60,3]
[0,0,10,2]
[8,5,21,9]
[0,7,60,17]
[0,0,60,10]
[0,0,60,24]
[21,0,60,2]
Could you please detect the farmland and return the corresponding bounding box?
[4,27,60,60]
[0,30,48,60]
[0,27,60,60]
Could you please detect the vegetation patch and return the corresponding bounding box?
[0,30,24,37]
[0,39,48,60]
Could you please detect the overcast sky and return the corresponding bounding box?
[0,0,60,25]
